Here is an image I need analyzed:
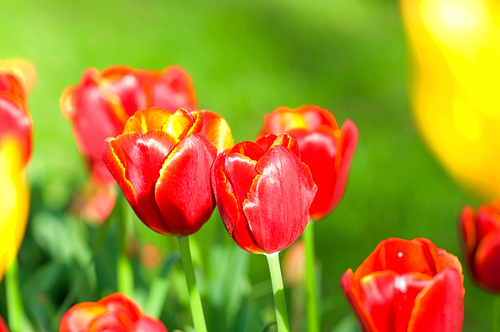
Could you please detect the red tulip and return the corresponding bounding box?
[261,105,358,220]
[61,65,197,186]
[59,292,168,332]
[211,133,317,254]
[459,201,500,292]
[102,107,233,236]
[341,238,464,332]
[0,70,33,166]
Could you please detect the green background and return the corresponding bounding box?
[0,0,489,331]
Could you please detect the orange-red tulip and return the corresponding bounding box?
[59,293,168,332]
[341,238,464,332]
[211,134,317,254]
[261,105,357,220]
[459,201,500,292]
[0,315,9,332]
[61,65,197,186]
[102,108,233,236]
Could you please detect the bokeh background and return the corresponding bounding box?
[0,0,488,331]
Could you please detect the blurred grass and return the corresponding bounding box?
[0,0,487,331]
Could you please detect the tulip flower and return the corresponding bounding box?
[341,237,464,332]
[60,65,197,222]
[212,133,317,254]
[102,107,232,236]
[212,133,316,332]
[261,105,358,332]
[459,201,500,292]
[261,105,358,220]
[103,107,231,332]
[59,292,168,332]
[401,0,500,201]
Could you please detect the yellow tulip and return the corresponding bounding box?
[0,139,29,280]
[401,0,500,200]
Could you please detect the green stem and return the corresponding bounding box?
[494,296,500,332]
[117,196,134,297]
[5,258,23,332]
[266,252,290,332]
[177,236,207,332]
[304,221,319,332]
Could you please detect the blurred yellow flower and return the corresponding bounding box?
[0,139,29,280]
[401,0,500,200]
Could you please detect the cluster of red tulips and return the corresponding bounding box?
[2,59,500,332]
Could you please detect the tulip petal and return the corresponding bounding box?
[98,293,143,327]
[230,141,265,162]
[474,206,500,244]
[223,152,264,253]
[59,302,107,332]
[459,205,477,267]
[101,66,148,117]
[408,268,463,332]
[155,133,216,236]
[474,231,500,291]
[192,110,234,152]
[341,269,378,332]
[263,105,338,133]
[123,108,177,134]
[103,130,179,234]
[0,91,32,166]
[212,153,240,234]
[243,145,316,253]
[255,133,299,158]
[330,119,358,209]
[291,128,340,220]
[130,316,169,332]
[149,65,197,112]
[359,271,431,332]
[355,238,438,279]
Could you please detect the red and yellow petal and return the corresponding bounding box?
[123,108,177,135]
[263,105,339,133]
[98,293,143,327]
[0,91,33,166]
[192,110,234,152]
[59,302,108,332]
[243,146,316,253]
[408,268,463,332]
[255,133,299,158]
[155,133,216,236]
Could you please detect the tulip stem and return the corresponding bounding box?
[494,296,500,332]
[304,221,319,332]
[6,258,23,332]
[178,236,207,332]
[266,252,290,332]
[117,196,134,297]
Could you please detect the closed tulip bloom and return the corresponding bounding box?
[0,316,8,332]
[459,201,500,292]
[61,65,197,185]
[212,133,317,254]
[59,293,168,332]
[341,238,464,332]
[261,105,357,220]
[102,108,233,236]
